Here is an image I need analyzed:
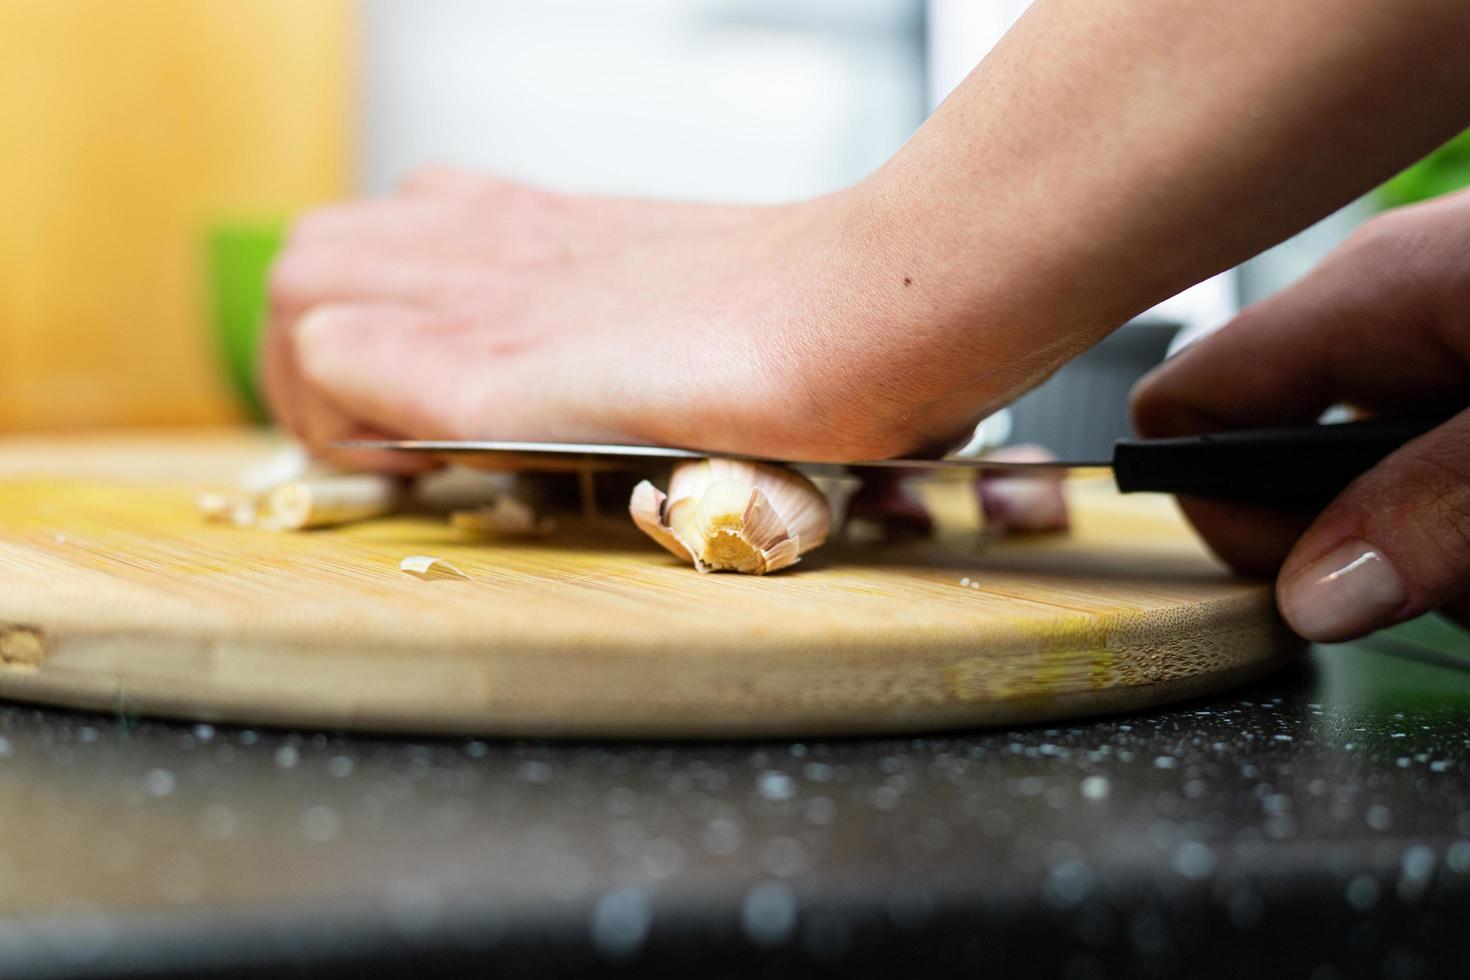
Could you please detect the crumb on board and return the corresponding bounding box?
[399,556,469,580]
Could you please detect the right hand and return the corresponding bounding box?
[1131,188,1470,643]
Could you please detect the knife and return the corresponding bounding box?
[335,416,1441,510]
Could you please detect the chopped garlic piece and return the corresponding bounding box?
[977,444,1070,535]
[399,556,469,580]
[450,496,555,537]
[197,491,262,528]
[266,475,400,530]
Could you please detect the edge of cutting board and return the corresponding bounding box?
[0,635,1295,739]
[0,430,1304,738]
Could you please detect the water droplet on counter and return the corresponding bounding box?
[143,769,176,797]
[1400,845,1435,883]
[518,760,553,784]
[383,879,444,936]
[760,837,809,877]
[805,797,837,826]
[757,771,795,802]
[1446,841,1470,874]
[1171,842,1216,880]
[591,887,652,959]
[701,816,743,856]
[801,762,834,783]
[1345,875,1379,910]
[198,803,239,841]
[301,805,343,843]
[1044,859,1093,907]
[742,882,797,946]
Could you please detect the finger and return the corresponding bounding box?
[308,420,438,475]
[291,302,484,442]
[845,471,934,540]
[1131,208,1470,440]
[260,309,433,474]
[1168,499,1311,577]
[269,245,490,313]
[286,198,449,247]
[1276,409,1470,642]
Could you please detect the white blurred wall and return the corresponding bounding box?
[361,0,925,202]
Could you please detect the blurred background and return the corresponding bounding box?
[1,0,1466,447]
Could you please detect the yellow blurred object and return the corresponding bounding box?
[0,0,351,430]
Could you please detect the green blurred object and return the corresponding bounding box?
[206,219,286,423]
[1375,128,1470,209]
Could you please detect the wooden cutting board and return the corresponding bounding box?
[0,431,1301,737]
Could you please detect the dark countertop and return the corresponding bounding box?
[1,619,1467,979]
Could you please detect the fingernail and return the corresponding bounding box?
[1279,538,1406,642]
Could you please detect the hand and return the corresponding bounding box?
[263,170,989,472]
[1131,188,1470,642]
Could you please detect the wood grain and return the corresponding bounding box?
[0,432,1302,737]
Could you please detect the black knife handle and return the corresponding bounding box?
[1111,417,1450,509]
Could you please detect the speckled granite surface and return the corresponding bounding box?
[0,620,1466,979]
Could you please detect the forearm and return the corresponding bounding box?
[850,0,1470,424]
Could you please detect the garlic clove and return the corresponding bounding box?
[629,480,692,562]
[977,444,1070,535]
[845,471,934,542]
[692,479,769,574]
[627,459,831,574]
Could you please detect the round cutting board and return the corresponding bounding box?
[0,432,1301,737]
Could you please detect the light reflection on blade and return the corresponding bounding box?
[330,439,1107,477]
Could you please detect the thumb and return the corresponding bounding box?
[1277,410,1470,642]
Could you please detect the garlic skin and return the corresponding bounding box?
[977,444,1070,535]
[629,459,831,574]
[845,470,935,542]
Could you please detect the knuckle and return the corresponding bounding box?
[1416,457,1470,543]
[1379,448,1470,577]
[1341,213,1406,266]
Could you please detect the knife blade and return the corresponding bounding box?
[334,416,1442,509]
